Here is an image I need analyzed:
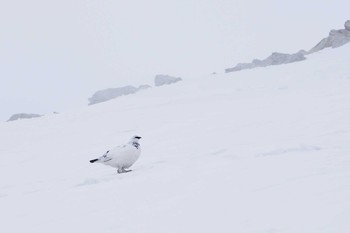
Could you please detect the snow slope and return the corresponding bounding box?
[1,45,350,233]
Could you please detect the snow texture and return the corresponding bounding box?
[7,113,43,122]
[154,74,182,86]
[88,85,151,105]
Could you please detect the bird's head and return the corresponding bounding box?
[130,135,142,143]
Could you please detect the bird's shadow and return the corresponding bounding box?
[74,172,130,188]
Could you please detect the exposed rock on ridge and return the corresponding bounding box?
[226,20,350,73]
[88,85,151,105]
[307,20,350,54]
[154,75,182,86]
[225,52,306,73]
[7,113,43,122]
[88,74,182,105]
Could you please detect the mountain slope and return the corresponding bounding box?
[1,45,350,233]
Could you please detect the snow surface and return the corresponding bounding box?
[1,45,350,233]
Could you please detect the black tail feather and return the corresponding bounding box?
[90,159,98,163]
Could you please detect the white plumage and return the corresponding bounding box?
[90,136,142,173]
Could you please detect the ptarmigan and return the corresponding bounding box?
[90,136,142,173]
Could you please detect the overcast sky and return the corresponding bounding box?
[1,0,349,121]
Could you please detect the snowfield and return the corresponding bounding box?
[1,45,350,233]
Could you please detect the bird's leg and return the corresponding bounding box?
[117,168,132,174]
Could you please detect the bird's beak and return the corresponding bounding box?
[135,136,142,139]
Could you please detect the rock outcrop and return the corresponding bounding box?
[225,51,306,73]
[88,74,182,105]
[307,20,350,54]
[7,113,43,122]
[154,75,182,86]
[225,20,350,73]
[88,85,151,105]
[345,20,350,31]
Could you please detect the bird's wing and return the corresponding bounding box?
[97,150,113,162]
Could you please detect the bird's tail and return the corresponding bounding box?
[90,159,99,163]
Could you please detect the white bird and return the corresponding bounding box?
[90,136,142,173]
